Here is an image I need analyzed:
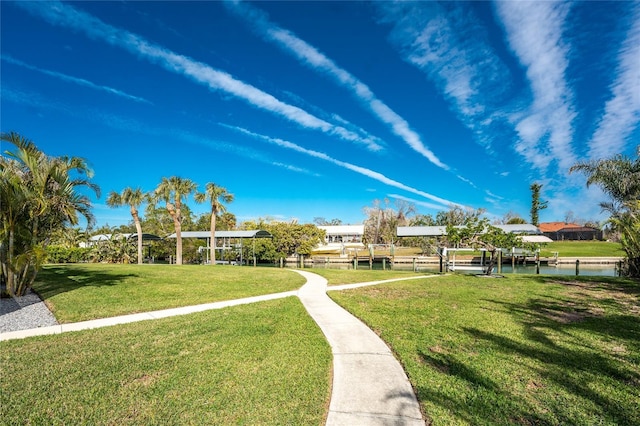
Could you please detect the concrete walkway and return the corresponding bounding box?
[0,290,297,341]
[2,270,427,425]
[295,270,425,425]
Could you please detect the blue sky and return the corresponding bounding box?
[2,1,639,228]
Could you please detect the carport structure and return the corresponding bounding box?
[88,233,163,261]
[166,230,272,265]
[396,223,548,239]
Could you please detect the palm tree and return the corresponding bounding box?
[530,183,547,226]
[107,187,147,264]
[570,146,640,276]
[154,177,198,265]
[569,147,640,215]
[1,131,100,296]
[195,183,234,265]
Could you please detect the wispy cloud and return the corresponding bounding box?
[224,124,464,209]
[456,174,477,188]
[376,2,513,157]
[225,0,448,170]
[485,190,503,201]
[588,3,640,159]
[494,0,578,173]
[280,89,386,151]
[2,85,282,170]
[18,0,383,152]
[272,162,320,177]
[2,54,152,104]
[387,193,450,211]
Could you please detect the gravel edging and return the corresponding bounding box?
[0,290,59,333]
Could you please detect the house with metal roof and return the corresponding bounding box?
[396,224,552,243]
[314,225,365,254]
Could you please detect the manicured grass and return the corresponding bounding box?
[540,240,624,257]
[34,264,305,323]
[304,268,428,286]
[330,274,640,425]
[1,298,331,425]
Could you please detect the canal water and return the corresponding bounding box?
[308,262,620,277]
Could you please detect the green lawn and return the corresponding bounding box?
[9,266,639,424]
[331,274,640,425]
[1,298,331,425]
[303,268,428,286]
[34,264,305,323]
[540,240,624,257]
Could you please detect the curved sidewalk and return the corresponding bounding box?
[3,270,427,425]
[0,290,298,341]
[295,270,425,425]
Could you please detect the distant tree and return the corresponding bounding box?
[410,214,436,226]
[506,217,527,225]
[435,206,485,226]
[195,211,236,232]
[497,211,527,225]
[141,203,174,236]
[217,212,237,230]
[268,222,325,257]
[447,216,532,276]
[106,187,147,264]
[363,198,415,244]
[399,214,437,253]
[50,226,89,249]
[583,220,602,230]
[314,217,343,226]
[564,210,577,224]
[313,217,328,226]
[194,183,234,265]
[90,233,136,264]
[154,177,199,265]
[530,183,548,226]
[570,147,640,277]
[238,218,325,262]
[239,218,278,262]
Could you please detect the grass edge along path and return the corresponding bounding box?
[330,274,640,425]
[33,264,306,323]
[1,297,332,425]
[305,268,428,286]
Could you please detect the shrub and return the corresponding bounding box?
[46,246,91,263]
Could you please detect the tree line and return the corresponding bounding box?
[2,131,639,296]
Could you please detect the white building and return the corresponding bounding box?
[314,225,365,254]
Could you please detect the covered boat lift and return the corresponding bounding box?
[166,230,272,265]
[396,224,553,273]
[87,233,163,261]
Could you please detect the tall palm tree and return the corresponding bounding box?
[195,183,234,265]
[1,131,100,296]
[530,183,547,226]
[154,177,198,265]
[570,146,640,276]
[107,187,147,264]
